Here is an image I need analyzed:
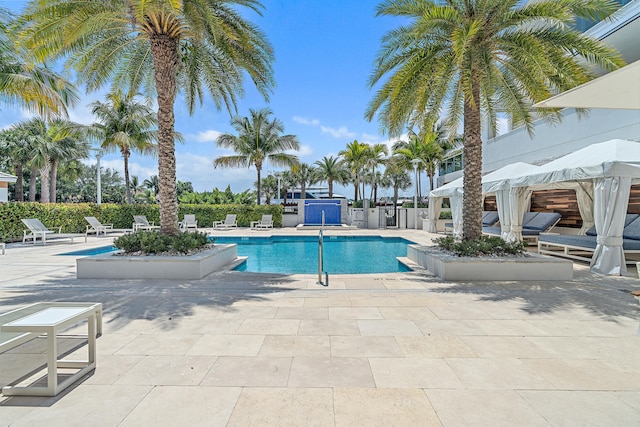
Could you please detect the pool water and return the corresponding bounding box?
[59,246,118,256]
[213,235,413,274]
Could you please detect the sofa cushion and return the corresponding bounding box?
[482,211,500,227]
[623,216,640,241]
[586,213,640,236]
[523,212,561,232]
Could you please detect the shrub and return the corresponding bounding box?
[0,202,282,242]
[435,235,527,257]
[114,231,211,254]
[438,210,453,219]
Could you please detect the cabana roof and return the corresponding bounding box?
[511,139,640,188]
[0,172,17,183]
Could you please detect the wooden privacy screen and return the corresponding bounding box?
[483,185,640,229]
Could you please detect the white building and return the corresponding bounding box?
[0,172,17,203]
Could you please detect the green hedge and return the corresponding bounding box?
[0,202,282,242]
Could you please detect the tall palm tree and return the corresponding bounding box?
[20,0,274,234]
[88,91,158,204]
[46,120,89,202]
[14,118,62,203]
[315,155,349,198]
[364,143,389,201]
[0,128,33,201]
[366,0,623,240]
[259,174,278,204]
[0,7,78,118]
[291,163,318,200]
[215,108,300,205]
[383,156,412,210]
[339,140,368,202]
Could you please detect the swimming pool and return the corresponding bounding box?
[59,246,118,256]
[213,235,413,274]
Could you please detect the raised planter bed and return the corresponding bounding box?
[407,245,573,281]
[77,244,238,280]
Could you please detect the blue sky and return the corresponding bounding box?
[0,0,413,199]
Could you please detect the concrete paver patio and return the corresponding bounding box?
[1,228,639,426]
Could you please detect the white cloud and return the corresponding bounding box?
[97,158,157,181]
[296,144,314,157]
[192,129,222,143]
[293,116,320,126]
[320,125,357,139]
[177,152,256,192]
[361,133,380,141]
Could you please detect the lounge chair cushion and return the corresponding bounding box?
[482,211,500,227]
[586,213,640,236]
[539,233,640,251]
[523,212,561,231]
[623,216,640,241]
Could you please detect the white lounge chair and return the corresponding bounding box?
[133,215,161,232]
[180,214,198,231]
[84,216,114,237]
[251,214,273,230]
[213,214,237,230]
[21,218,85,244]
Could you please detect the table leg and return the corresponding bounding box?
[47,329,58,395]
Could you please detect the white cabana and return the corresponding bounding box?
[510,139,640,275]
[428,162,539,240]
[428,176,463,237]
[481,162,541,242]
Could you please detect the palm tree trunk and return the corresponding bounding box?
[150,34,180,235]
[14,163,24,202]
[123,151,132,204]
[428,173,435,195]
[462,77,483,240]
[301,181,306,200]
[29,167,37,202]
[256,166,262,205]
[328,179,333,198]
[40,162,51,203]
[49,158,58,203]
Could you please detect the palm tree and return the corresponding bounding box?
[315,156,349,198]
[0,128,33,201]
[260,174,278,204]
[144,175,160,197]
[366,0,623,240]
[339,140,368,202]
[364,143,389,201]
[0,7,78,118]
[214,108,300,205]
[46,120,90,202]
[20,0,274,234]
[383,156,412,211]
[13,118,62,203]
[88,91,158,204]
[291,163,318,200]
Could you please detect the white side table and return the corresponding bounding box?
[1,306,97,396]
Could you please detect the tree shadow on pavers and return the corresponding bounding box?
[0,271,302,333]
[396,268,640,321]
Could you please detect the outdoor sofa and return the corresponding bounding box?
[538,213,640,264]
[483,211,561,243]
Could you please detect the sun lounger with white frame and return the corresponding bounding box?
[21,218,86,244]
[538,213,640,264]
[251,214,273,230]
[133,215,161,232]
[213,214,237,230]
[179,214,198,231]
[84,216,114,237]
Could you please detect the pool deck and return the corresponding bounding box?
[1,227,640,426]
